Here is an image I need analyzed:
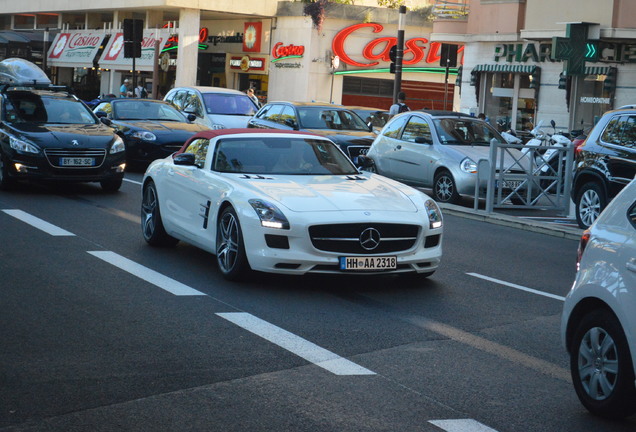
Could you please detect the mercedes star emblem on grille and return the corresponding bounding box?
[359,227,381,251]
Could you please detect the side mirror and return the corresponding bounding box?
[357,154,375,170]
[284,118,298,130]
[186,113,196,122]
[550,119,556,129]
[183,108,197,116]
[415,136,432,144]
[95,111,107,119]
[99,117,112,126]
[173,153,197,166]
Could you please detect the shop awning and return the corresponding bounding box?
[585,66,610,75]
[472,64,537,74]
[47,30,107,69]
[98,29,170,72]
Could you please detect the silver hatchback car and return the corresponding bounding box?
[365,111,513,203]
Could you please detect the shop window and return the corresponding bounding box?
[36,13,58,29]
[13,14,35,30]
[62,13,85,30]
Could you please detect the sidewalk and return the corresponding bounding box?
[438,202,583,241]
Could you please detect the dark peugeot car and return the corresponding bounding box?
[94,98,209,168]
[572,106,636,228]
[247,102,375,164]
[0,58,126,191]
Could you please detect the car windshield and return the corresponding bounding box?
[297,107,370,131]
[212,137,359,175]
[111,100,187,122]
[433,118,503,146]
[5,91,96,125]
[202,93,258,116]
[352,109,389,128]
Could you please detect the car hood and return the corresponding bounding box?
[9,123,116,148]
[207,114,251,129]
[233,174,419,212]
[304,129,374,144]
[116,120,208,134]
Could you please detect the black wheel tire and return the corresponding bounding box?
[141,181,179,247]
[575,182,606,229]
[216,206,252,281]
[100,176,123,192]
[570,309,636,419]
[0,154,16,191]
[433,171,460,204]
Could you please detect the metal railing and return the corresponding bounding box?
[475,139,574,215]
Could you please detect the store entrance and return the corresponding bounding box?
[482,72,536,134]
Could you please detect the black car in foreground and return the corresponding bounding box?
[572,106,636,228]
[94,98,209,168]
[0,58,126,191]
[247,101,375,164]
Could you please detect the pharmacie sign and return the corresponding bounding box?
[331,23,464,68]
[47,31,106,67]
[493,42,554,63]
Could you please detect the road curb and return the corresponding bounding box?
[438,203,583,241]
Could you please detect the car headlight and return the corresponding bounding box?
[132,131,157,141]
[9,136,40,154]
[211,124,226,130]
[460,157,477,173]
[110,135,126,154]
[249,199,290,230]
[424,199,443,229]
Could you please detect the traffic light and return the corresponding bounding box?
[529,67,541,89]
[123,19,143,59]
[604,67,617,93]
[558,72,568,90]
[389,45,397,74]
[470,70,479,86]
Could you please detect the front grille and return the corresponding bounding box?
[44,148,107,168]
[346,145,370,159]
[309,223,419,254]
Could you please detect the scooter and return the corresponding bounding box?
[522,120,571,190]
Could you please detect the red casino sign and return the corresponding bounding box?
[332,23,463,67]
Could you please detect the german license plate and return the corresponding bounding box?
[339,256,397,271]
[60,157,94,166]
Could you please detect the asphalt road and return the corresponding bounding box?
[1,173,635,431]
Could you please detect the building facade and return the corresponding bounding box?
[0,0,459,112]
[431,0,636,135]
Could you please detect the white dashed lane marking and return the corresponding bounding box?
[2,209,75,236]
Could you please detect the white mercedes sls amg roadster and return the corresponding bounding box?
[141,129,443,281]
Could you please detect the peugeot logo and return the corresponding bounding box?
[359,227,381,251]
[71,140,79,146]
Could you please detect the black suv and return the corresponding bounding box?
[572,107,636,228]
[0,58,126,191]
[247,102,375,165]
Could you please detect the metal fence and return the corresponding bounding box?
[474,139,574,215]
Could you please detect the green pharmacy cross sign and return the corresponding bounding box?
[552,23,599,75]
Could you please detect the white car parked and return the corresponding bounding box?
[561,178,636,418]
[141,129,443,281]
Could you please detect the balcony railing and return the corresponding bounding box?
[432,0,469,20]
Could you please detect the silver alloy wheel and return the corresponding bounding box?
[435,175,454,202]
[579,188,601,227]
[217,211,239,273]
[578,326,619,401]
[141,184,158,240]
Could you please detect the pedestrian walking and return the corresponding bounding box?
[247,88,260,108]
[120,79,130,98]
[389,91,410,117]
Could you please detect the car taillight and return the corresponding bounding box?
[577,229,590,271]
[573,138,585,156]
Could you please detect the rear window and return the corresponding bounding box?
[5,91,96,124]
[201,93,258,116]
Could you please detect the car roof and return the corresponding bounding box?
[415,110,474,118]
[266,101,348,108]
[177,128,326,153]
[345,106,389,112]
[169,86,246,95]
